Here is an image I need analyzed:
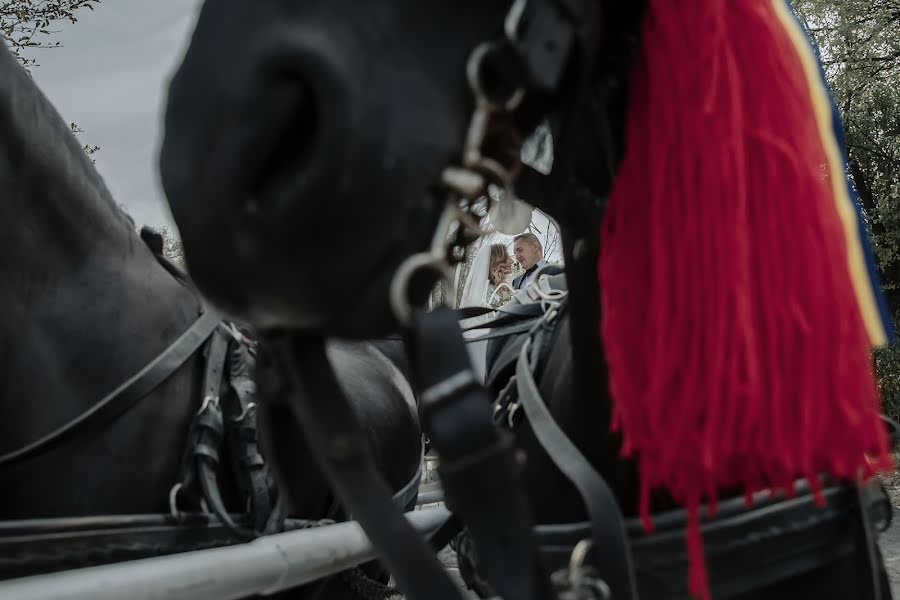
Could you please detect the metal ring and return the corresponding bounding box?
[389,253,452,328]
[389,200,461,326]
[465,42,525,113]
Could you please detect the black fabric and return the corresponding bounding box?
[0,308,221,469]
[408,307,555,600]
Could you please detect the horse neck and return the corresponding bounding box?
[0,42,202,452]
[0,43,136,268]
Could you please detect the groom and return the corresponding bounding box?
[512,233,562,290]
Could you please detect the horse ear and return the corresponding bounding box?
[139,226,164,256]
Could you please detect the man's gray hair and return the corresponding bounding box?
[513,232,541,248]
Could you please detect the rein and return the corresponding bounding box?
[0,307,221,470]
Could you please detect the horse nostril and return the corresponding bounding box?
[242,76,319,215]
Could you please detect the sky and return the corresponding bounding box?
[18,1,563,261]
[22,0,204,230]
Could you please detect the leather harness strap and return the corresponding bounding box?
[223,342,275,534]
[514,301,638,600]
[273,334,464,600]
[177,326,246,536]
[408,307,556,600]
[176,327,283,540]
[0,308,222,469]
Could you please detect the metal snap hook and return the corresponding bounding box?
[567,539,611,600]
[197,395,219,415]
[234,402,257,423]
[169,483,185,521]
[507,402,521,428]
[492,402,505,424]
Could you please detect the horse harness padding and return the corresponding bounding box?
[457,274,896,600]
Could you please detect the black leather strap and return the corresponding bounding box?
[0,308,222,469]
[175,328,246,535]
[854,480,885,600]
[516,334,638,599]
[177,328,275,541]
[223,342,274,534]
[408,307,555,600]
[273,334,464,600]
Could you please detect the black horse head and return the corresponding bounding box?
[160,0,645,336]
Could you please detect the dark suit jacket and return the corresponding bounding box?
[513,262,564,290]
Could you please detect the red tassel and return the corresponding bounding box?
[598,2,892,598]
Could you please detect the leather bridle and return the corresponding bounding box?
[264,2,625,600]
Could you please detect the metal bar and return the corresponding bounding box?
[0,506,451,600]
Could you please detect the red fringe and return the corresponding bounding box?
[598,2,892,598]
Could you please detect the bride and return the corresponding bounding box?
[459,243,515,309]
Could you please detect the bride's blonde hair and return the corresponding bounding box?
[488,243,511,285]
